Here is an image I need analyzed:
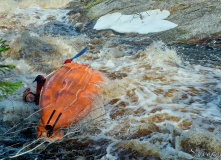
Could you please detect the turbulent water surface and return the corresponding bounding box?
[0,0,221,160]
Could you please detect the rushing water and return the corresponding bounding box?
[0,0,221,160]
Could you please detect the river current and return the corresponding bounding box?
[0,0,221,160]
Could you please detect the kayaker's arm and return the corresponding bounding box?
[33,75,46,105]
[23,59,73,104]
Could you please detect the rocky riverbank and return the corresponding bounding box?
[67,0,221,44]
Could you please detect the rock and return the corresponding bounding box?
[75,22,85,32]
[67,0,221,44]
[67,0,84,9]
[87,0,172,19]
[67,8,82,15]
[165,0,221,42]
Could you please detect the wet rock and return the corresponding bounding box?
[75,22,85,32]
[188,34,221,45]
[67,9,82,16]
[37,20,77,36]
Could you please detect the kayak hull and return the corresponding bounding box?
[37,63,104,139]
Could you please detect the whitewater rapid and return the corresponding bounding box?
[0,0,221,159]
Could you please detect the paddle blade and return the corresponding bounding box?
[71,46,88,60]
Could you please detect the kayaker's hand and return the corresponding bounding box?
[24,88,31,92]
[64,59,72,64]
[33,75,44,83]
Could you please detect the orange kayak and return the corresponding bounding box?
[37,63,104,139]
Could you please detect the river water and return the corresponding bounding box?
[0,0,221,160]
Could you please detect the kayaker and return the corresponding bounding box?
[23,59,72,105]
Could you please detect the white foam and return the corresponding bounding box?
[201,103,221,120]
[0,99,38,122]
[0,0,72,12]
[105,60,116,68]
[12,7,71,27]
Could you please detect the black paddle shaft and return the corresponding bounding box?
[46,110,56,125]
[45,110,62,137]
[53,113,62,128]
